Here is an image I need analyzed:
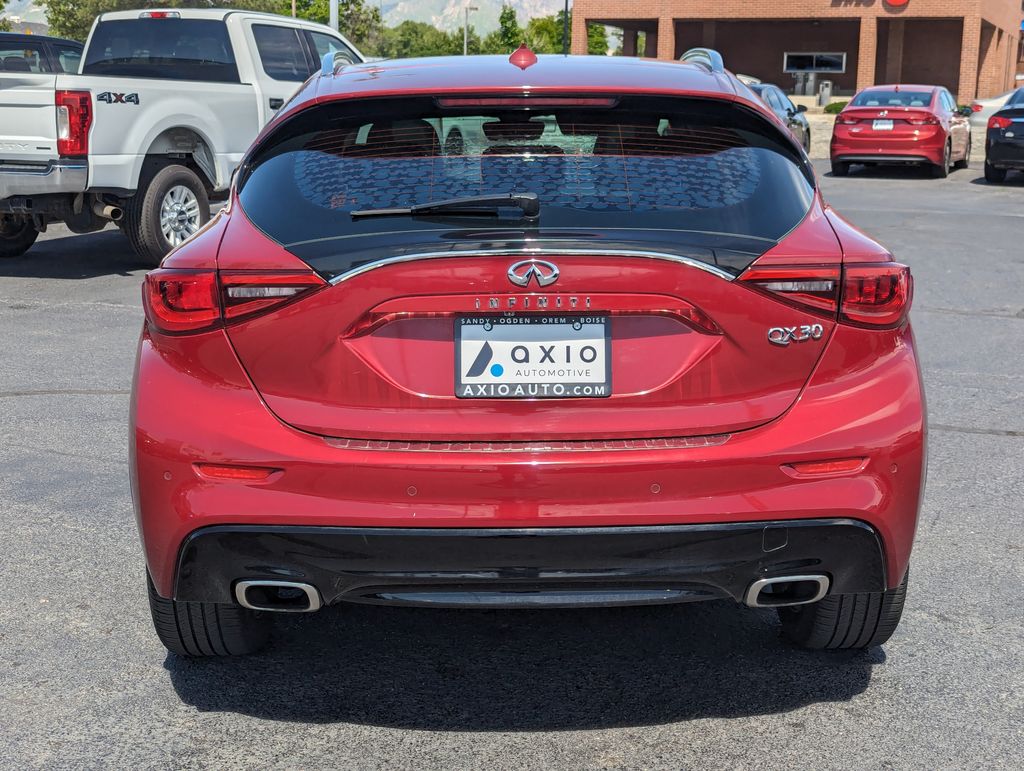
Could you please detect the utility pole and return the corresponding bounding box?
[330,0,338,32]
[464,5,478,56]
[291,0,296,19]
[562,0,569,55]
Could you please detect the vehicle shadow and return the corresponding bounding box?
[968,174,1024,187]
[826,164,949,180]
[0,228,149,279]
[165,600,882,730]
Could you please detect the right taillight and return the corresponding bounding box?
[840,263,912,328]
[142,268,326,335]
[988,115,1012,130]
[741,263,912,328]
[55,90,92,157]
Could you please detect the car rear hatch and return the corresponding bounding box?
[223,93,836,442]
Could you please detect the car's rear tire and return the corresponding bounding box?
[931,142,951,178]
[778,568,908,649]
[123,164,210,266]
[0,214,39,258]
[830,160,850,177]
[953,135,971,170]
[984,161,1007,184]
[147,573,271,657]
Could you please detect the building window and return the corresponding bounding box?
[783,52,846,74]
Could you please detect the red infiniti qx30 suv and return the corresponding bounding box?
[132,48,924,656]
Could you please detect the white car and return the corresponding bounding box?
[969,88,1018,130]
[1,7,361,262]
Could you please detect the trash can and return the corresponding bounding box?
[818,80,834,107]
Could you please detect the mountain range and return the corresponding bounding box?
[1,1,569,34]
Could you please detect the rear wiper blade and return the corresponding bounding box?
[351,192,539,219]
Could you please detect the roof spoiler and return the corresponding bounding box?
[679,48,725,74]
[320,51,358,77]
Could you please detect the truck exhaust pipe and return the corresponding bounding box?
[93,202,123,222]
[234,580,322,613]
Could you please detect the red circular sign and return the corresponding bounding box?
[885,0,910,6]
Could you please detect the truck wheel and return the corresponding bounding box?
[123,164,210,265]
[147,573,271,657]
[0,214,39,258]
[778,568,908,650]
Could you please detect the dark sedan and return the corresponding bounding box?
[749,83,811,152]
[984,87,1024,183]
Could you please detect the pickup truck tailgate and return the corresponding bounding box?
[0,73,60,164]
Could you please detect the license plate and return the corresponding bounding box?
[873,119,894,131]
[456,314,611,399]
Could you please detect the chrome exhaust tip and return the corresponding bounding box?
[234,580,322,613]
[744,575,830,608]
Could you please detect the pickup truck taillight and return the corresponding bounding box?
[56,90,92,158]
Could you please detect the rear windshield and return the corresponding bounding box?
[83,19,239,83]
[238,95,815,277]
[851,90,933,108]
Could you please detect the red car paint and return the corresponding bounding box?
[831,83,971,168]
[132,54,924,614]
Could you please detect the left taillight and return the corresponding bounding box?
[142,269,326,335]
[740,263,912,328]
[55,90,92,158]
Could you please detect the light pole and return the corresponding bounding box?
[329,0,338,32]
[464,5,478,56]
[563,0,569,55]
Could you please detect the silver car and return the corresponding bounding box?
[970,89,1018,129]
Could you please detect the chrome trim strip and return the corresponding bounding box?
[328,248,738,285]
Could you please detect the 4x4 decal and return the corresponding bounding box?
[97,92,140,105]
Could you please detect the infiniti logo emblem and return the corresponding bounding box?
[507,259,559,287]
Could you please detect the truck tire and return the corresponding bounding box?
[778,568,908,650]
[147,573,271,657]
[0,214,39,258]
[123,164,210,265]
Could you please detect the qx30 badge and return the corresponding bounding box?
[507,259,559,288]
[768,323,825,346]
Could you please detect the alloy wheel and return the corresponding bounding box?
[160,185,201,248]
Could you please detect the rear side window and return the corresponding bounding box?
[83,19,239,83]
[52,44,83,74]
[253,24,311,82]
[239,95,815,277]
[851,90,933,108]
[0,43,46,73]
[1008,89,1024,106]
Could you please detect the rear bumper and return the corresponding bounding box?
[985,135,1024,169]
[831,131,945,166]
[0,159,87,200]
[132,323,926,599]
[173,519,886,607]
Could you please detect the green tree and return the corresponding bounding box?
[525,11,608,57]
[0,1,10,34]
[376,20,468,59]
[291,0,382,52]
[480,4,522,54]
[41,1,285,41]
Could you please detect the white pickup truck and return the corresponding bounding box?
[0,7,361,262]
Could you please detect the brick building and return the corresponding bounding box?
[570,0,1023,101]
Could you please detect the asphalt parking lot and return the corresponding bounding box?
[2,160,1022,769]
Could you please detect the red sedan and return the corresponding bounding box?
[831,84,971,177]
[132,48,924,657]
